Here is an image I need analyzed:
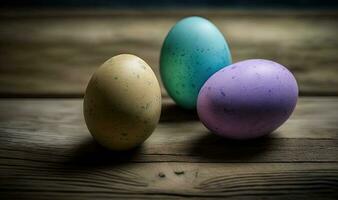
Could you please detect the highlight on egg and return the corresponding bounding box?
[197,59,298,139]
[160,16,232,109]
[83,54,162,151]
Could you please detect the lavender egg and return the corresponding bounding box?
[197,59,298,139]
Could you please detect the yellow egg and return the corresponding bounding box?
[83,54,161,151]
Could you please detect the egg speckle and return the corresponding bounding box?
[83,54,161,150]
[160,16,232,109]
[197,59,298,139]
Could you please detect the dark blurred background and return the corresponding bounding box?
[1,0,338,8]
[0,0,337,97]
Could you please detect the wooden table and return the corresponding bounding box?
[0,9,337,199]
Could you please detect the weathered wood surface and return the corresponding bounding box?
[0,97,338,199]
[0,10,338,97]
[0,9,337,200]
[1,163,338,199]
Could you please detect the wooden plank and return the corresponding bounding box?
[0,97,337,199]
[0,97,337,163]
[0,10,337,96]
[1,162,338,199]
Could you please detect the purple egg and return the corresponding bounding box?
[197,59,298,139]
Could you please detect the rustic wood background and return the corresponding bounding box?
[0,9,337,199]
[1,10,338,97]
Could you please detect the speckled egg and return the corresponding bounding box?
[160,16,232,109]
[197,59,298,139]
[83,54,161,150]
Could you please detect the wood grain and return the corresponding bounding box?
[0,10,337,97]
[0,97,337,163]
[0,98,337,199]
[1,163,338,199]
[0,9,337,199]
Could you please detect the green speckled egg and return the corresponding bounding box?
[160,16,232,109]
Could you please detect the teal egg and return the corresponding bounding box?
[160,16,232,109]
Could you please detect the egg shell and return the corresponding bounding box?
[197,59,298,139]
[83,54,161,150]
[160,16,232,109]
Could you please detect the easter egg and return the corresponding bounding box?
[197,59,298,139]
[160,16,232,109]
[83,54,161,150]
